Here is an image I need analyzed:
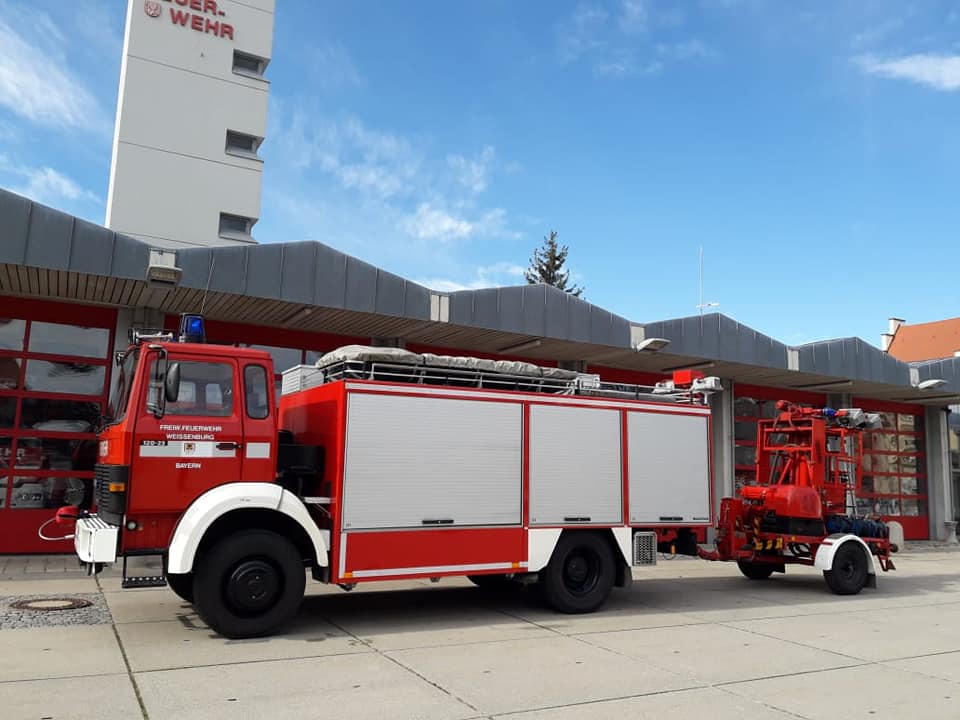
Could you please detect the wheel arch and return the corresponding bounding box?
[166,483,328,575]
[528,527,633,588]
[814,533,877,583]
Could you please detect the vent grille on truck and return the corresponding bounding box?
[633,531,658,566]
[94,464,128,526]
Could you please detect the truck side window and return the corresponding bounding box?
[244,365,269,419]
[151,361,234,417]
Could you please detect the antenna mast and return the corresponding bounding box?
[696,245,718,314]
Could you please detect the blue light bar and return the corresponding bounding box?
[178,313,205,343]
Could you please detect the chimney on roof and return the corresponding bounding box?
[882,317,905,352]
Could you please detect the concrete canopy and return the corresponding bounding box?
[1,188,958,404]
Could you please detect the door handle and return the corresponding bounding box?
[422,519,454,525]
[217,441,242,451]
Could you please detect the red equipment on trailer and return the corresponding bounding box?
[698,400,897,593]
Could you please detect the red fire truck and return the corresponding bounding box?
[53,314,723,637]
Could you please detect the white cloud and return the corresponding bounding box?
[308,43,364,90]
[858,54,960,91]
[417,262,527,292]
[276,111,421,199]
[558,4,609,63]
[400,204,522,244]
[0,11,100,129]
[403,203,474,241]
[620,0,648,33]
[594,59,662,78]
[447,145,495,194]
[0,155,99,206]
[474,208,523,240]
[594,60,633,78]
[657,39,712,60]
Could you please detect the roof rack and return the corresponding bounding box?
[281,345,721,406]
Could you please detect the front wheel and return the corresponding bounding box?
[823,542,869,595]
[194,530,306,638]
[540,532,615,614]
[166,572,194,603]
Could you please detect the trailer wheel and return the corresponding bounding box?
[166,573,194,603]
[540,532,615,614]
[467,574,517,590]
[823,542,869,595]
[737,561,775,580]
[194,530,305,638]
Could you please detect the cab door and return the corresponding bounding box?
[239,360,276,483]
[129,355,244,518]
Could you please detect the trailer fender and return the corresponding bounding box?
[167,483,329,575]
[814,534,877,583]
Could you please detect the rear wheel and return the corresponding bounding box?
[737,561,775,580]
[166,572,194,603]
[540,532,615,614]
[194,530,305,638]
[823,542,869,595]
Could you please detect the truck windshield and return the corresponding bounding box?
[105,347,140,426]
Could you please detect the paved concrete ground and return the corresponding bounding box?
[2,549,960,719]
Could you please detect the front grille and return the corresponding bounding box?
[94,464,128,526]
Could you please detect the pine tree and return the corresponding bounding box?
[524,230,584,297]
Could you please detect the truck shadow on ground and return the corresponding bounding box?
[283,565,960,638]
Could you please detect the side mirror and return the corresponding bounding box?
[165,362,181,403]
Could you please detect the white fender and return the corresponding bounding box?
[813,534,877,575]
[526,526,633,573]
[610,526,633,567]
[166,483,329,575]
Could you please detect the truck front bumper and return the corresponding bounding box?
[75,515,119,566]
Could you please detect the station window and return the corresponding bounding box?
[855,407,927,526]
[218,212,256,241]
[225,130,263,160]
[0,303,114,520]
[232,50,269,78]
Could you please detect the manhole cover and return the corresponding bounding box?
[9,597,94,612]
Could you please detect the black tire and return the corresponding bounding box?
[823,542,869,595]
[166,572,194,603]
[193,530,306,638]
[467,574,518,590]
[737,561,775,580]
[540,532,615,614]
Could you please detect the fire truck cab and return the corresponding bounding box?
[64,314,723,638]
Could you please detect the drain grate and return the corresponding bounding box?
[1,594,110,629]
[10,597,94,612]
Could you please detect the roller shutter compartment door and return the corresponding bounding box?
[529,405,622,525]
[628,411,711,524]
[341,393,523,529]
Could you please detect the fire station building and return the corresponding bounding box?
[2,186,959,553]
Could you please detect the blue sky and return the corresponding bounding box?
[1,1,959,347]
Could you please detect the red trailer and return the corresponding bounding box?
[699,401,897,593]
